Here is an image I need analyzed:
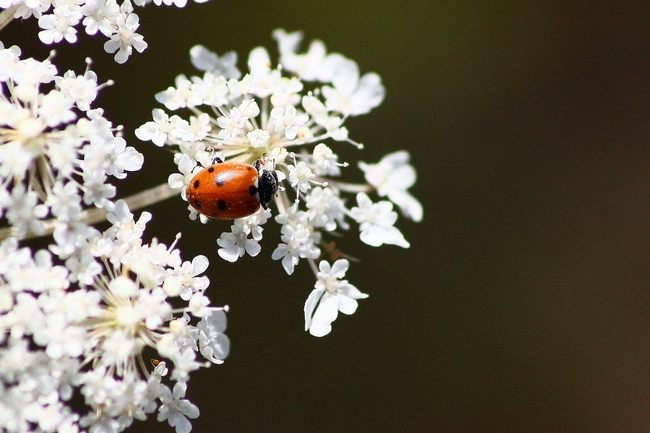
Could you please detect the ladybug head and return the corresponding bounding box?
[255,161,279,210]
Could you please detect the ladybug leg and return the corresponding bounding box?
[212,156,224,164]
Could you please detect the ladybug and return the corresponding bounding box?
[186,158,279,220]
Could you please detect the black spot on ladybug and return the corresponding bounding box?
[207,166,215,173]
[193,199,202,208]
[215,173,227,186]
[249,185,258,196]
[193,180,200,189]
[217,200,227,211]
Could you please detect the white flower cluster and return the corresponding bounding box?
[136,30,423,336]
[0,43,143,244]
[0,44,230,433]
[0,201,229,433]
[0,0,207,63]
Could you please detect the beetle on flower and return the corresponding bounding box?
[137,29,423,337]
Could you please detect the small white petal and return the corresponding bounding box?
[309,293,338,337]
[304,288,324,330]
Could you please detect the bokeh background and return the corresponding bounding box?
[5,1,650,432]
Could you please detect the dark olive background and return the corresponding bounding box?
[5,1,650,432]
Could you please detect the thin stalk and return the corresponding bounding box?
[0,182,178,241]
[0,5,19,32]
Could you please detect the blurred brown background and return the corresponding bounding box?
[6,1,650,432]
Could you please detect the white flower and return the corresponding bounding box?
[197,309,230,363]
[47,135,78,178]
[38,7,82,45]
[0,44,21,82]
[273,29,332,82]
[217,231,258,262]
[155,74,201,110]
[270,105,308,140]
[33,313,86,359]
[216,214,266,263]
[0,141,32,180]
[322,57,385,116]
[38,89,76,127]
[103,3,148,64]
[304,259,368,337]
[183,113,211,142]
[105,136,144,179]
[350,193,410,248]
[288,161,315,194]
[157,381,199,433]
[55,69,101,111]
[81,171,115,208]
[5,184,48,237]
[177,141,210,166]
[12,56,57,89]
[168,153,197,192]
[359,150,423,222]
[237,98,260,118]
[216,107,246,140]
[305,187,348,231]
[81,0,120,37]
[192,73,229,107]
[152,0,188,8]
[135,108,182,147]
[243,47,282,98]
[165,255,210,300]
[99,329,136,367]
[312,143,341,176]
[271,222,320,275]
[105,199,151,244]
[46,181,82,221]
[189,45,241,79]
[188,292,210,317]
[247,128,270,148]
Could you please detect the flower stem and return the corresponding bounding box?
[326,180,374,194]
[0,182,179,241]
[0,6,19,32]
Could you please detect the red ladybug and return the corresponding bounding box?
[186,158,279,220]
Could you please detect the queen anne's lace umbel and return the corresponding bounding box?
[0,23,422,433]
[137,30,423,338]
[0,202,230,433]
[0,43,229,433]
[2,0,207,63]
[0,43,142,242]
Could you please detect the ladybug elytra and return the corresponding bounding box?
[185,158,279,220]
